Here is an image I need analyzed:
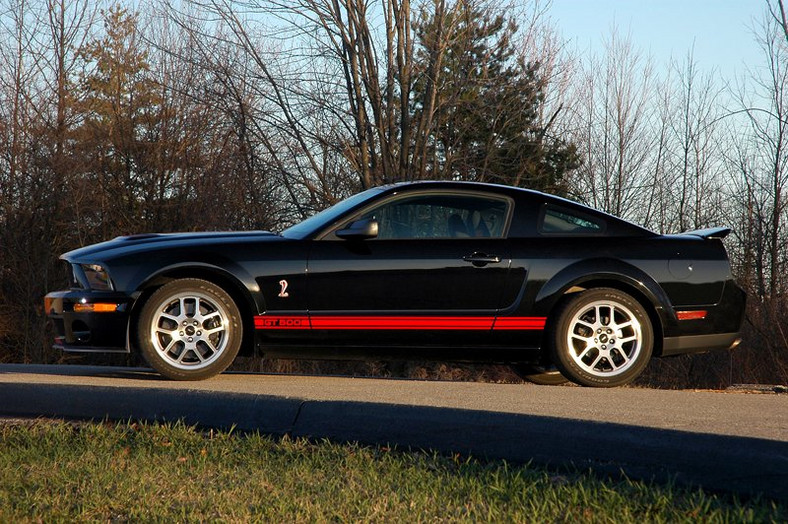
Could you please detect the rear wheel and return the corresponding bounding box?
[550,288,653,387]
[138,278,242,380]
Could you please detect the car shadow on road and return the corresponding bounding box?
[0,376,786,502]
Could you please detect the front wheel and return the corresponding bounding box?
[138,278,242,380]
[550,288,653,387]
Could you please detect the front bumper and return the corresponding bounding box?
[45,290,133,353]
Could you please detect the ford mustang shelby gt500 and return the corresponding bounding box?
[45,181,745,386]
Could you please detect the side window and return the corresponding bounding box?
[356,193,509,240]
[539,205,605,235]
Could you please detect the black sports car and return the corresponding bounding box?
[45,181,745,387]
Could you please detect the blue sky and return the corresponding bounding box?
[548,1,767,78]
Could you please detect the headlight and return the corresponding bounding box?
[74,263,114,291]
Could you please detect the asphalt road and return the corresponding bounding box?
[1,364,787,500]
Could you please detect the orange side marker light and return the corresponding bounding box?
[73,303,119,313]
[676,310,707,321]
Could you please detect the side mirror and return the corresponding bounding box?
[336,218,379,240]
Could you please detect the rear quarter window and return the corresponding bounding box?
[539,205,605,235]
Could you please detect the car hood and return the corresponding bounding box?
[62,231,281,261]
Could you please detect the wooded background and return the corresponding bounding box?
[1,0,786,387]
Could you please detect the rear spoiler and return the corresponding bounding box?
[683,227,731,240]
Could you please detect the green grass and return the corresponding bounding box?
[0,421,783,522]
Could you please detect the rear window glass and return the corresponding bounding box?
[539,205,604,235]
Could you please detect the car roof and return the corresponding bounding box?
[374,180,655,237]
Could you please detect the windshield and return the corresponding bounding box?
[281,187,385,240]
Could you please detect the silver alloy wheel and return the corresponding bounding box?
[565,299,643,377]
[149,291,231,371]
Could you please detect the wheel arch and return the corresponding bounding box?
[535,259,671,358]
[128,265,262,357]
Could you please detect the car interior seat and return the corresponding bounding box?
[467,210,490,237]
[448,213,469,237]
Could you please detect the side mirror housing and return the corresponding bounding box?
[336,218,379,240]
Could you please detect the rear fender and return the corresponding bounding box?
[534,258,674,335]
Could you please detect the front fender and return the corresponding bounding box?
[130,261,264,313]
[124,261,263,357]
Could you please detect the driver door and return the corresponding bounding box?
[305,190,513,348]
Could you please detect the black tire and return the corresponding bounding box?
[138,278,242,380]
[512,364,569,386]
[550,288,653,387]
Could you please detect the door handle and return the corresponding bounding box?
[462,252,501,266]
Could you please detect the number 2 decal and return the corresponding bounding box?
[278,279,290,298]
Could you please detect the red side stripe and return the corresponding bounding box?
[492,317,547,330]
[254,316,310,329]
[311,316,494,330]
[255,315,546,331]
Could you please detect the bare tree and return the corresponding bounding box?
[663,49,725,232]
[0,0,38,213]
[566,28,656,221]
[705,1,788,386]
[733,9,788,301]
[517,0,575,146]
